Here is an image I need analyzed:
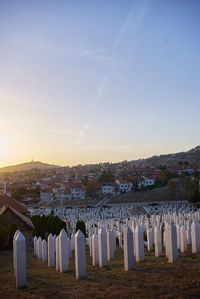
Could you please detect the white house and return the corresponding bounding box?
[138,176,155,188]
[115,180,133,193]
[71,186,86,199]
[102,183,119,196]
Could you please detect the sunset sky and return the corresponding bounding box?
[0,0,200,167]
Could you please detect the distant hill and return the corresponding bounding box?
[0,161,60,173]
[0,145,200,173]
[132,145,200,167]
[188,145,200,153]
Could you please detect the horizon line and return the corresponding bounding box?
[0,145,197,170]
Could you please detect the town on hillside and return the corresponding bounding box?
[0,146,200,210]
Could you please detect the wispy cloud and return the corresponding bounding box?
[75,0,151,144]
[17,40,124,67]
[79,48,126,66]
[74,120,90,145]
[43,128,77,135]
[89,0,151,110]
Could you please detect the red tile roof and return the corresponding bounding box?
[0,195,27,214]
[0,206,34,228]
[116,179,132,184]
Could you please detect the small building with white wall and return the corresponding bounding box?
[115,180,133,193]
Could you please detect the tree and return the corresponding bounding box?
[86,180,99,196]
[167,179,177,200]
[187,180,200,203]
[76,220,86,237]
[82,176,89,185]
[98,171,115,183]
[31,215,66,238]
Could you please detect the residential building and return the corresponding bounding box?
[102,183,119,196]
[115,180,133,193]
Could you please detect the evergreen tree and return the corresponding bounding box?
[76,220,86,237]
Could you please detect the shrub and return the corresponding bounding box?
[76,220,87,237]
[31,215,67,238]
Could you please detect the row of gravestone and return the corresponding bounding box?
[34,229,85,279]
[28,204,200,240]
[13,221,200,289]
[83,208,200,242]
[73,208,200,235]
[28,203,194,223]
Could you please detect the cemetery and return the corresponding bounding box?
[1,203,200,298]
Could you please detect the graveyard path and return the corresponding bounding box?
[0,248,200,298]
[95,196,110,208]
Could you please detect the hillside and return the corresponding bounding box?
[131,145,200,168]
[0,161,60,173]
[0,145,200,173]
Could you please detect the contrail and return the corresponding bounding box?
[89,1,136,111]
[75,0,151,144]
[89,0,150,111]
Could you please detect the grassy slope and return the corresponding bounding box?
[0,248,200,298]
[108,187,187,204]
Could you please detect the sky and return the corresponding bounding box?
[0,0,200,167]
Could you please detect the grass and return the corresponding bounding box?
[43,198,100,208]
[108,187,187,205]
[0,248,200,298]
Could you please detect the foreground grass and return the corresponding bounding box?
[0,248,200,298]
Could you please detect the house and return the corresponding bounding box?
[138,176,155,188]
[0,194,27,214]
[102,183,119,196]
[40,182,87,203]
[115,180,133,193]
[56,188,72,200]
[169,165,194,175]
[0,195,34,248]
[70,183,86,199]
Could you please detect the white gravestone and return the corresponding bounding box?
[13,230,20,277]
[75,230,86,279]
[48,233,55,267]
[59,229,69,272]
[147,228,153,251]
[165,224,178,263]
[92,232,99,266]
[67,236,72,259]
[135,225,144,262]
[56,236,60,272]
[176,225,181,250]
[107,230,114,261]
[154,226,162,257]
[71,233,75,251]
[98,228,108,267]
[191,222,200,253]
[15,232,26,289]
[42,240,47,262]
[180,226,187,253]
[123,226,134,271]
[37,237,42,260]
